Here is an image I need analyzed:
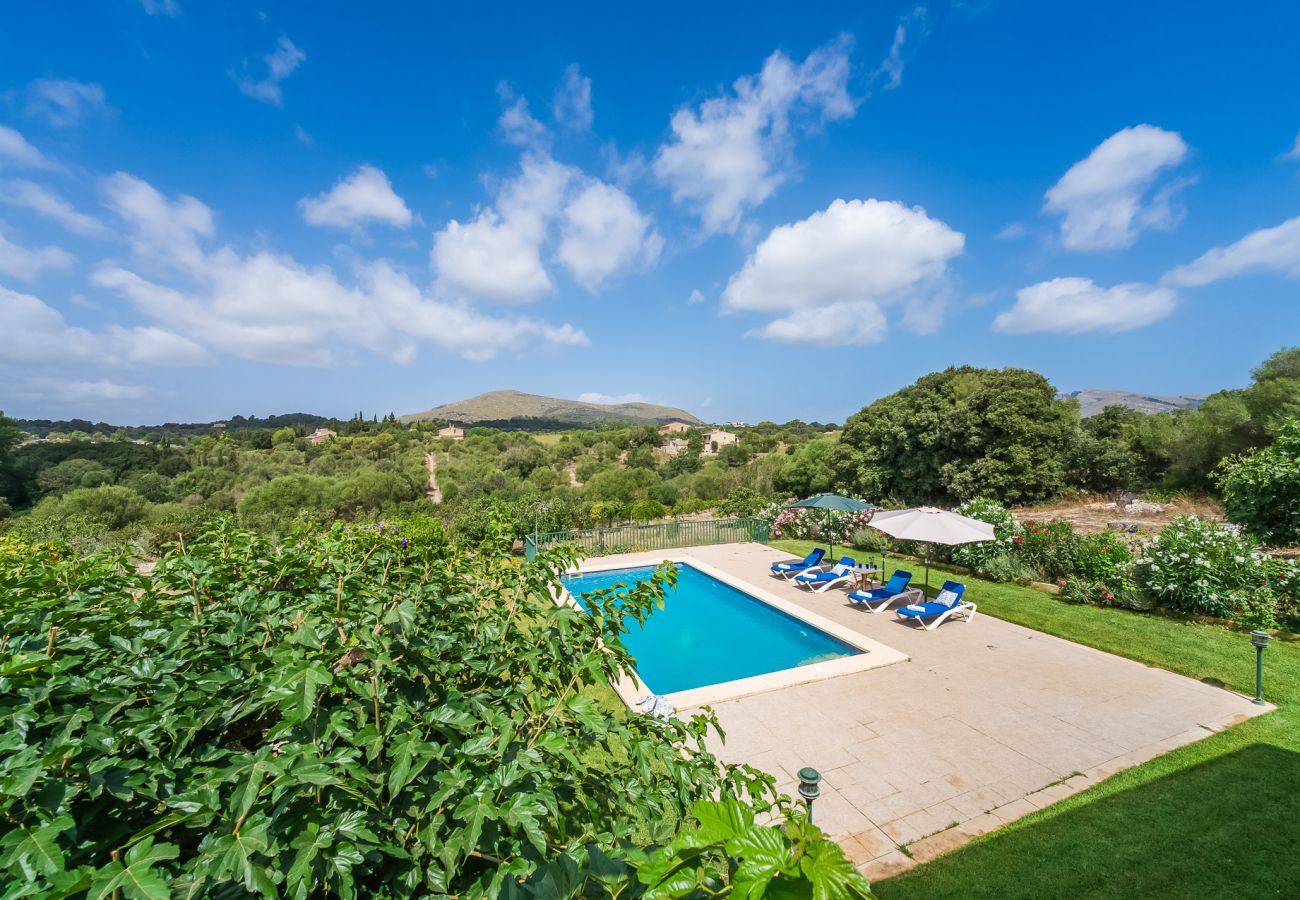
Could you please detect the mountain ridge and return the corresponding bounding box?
[1059,389,1208,417]
[399,390,705,427]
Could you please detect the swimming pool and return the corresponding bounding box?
[561,562,862,696]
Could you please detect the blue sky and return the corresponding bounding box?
[2,1,1299,425]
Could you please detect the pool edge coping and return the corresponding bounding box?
[557,553,910,711]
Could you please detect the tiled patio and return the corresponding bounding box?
[582,543,1269,881]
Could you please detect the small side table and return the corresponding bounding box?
[852,565,879,591]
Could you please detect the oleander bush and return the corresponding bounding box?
[950,497,1021,572]
[1133,515,1266,620]
[0,518,872,897]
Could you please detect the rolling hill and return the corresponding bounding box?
[1059,389,1208,417]
[399,390,705,428]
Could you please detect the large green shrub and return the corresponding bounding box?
[1217,418,1300,545]
[1133,516,1265,618]
[1074,530,1135,583]
[1015,518,1078,581]
[950,497,1020,571]
[0,522,870,896]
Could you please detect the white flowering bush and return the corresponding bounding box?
[1134,515,1266,618]
[950,497,1021,571]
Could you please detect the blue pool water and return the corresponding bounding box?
[561,563,860,695]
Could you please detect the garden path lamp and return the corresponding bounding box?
[867,506,995,595]
[797,767,821,821]
[781,494,874,561]
[1251,630,1269,705]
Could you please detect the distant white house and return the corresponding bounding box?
[438,425,465,441]
[658,421,691,435]
[702,429,738,454]
[306,428,337,445]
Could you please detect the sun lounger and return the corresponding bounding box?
[847,570,919,612]
[895,580,976,629]
[770,547,826,579]
[793,556,857,593]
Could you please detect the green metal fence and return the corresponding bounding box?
[524,517,769,560]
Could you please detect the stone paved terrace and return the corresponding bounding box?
[576,543,1269,882]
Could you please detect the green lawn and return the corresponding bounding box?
[770,539,1300,899]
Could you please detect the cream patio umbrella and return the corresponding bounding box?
[868,506,995,593]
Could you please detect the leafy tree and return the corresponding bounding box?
[0,520,871,895]
[36,458,114,496]
[53,485,150,529]
[1071,405,1145,493]
[1251,346,1300,382]
[271,426,297,446]
[1217,418,1300,545]
[831,367,1078,504]
[773,436,837,498]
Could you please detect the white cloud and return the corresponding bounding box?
[235,37,306,107]
[0,285,213,366]
[653,36,856,234]
[557,180,661,291]
[0,179,110,237]
[751,301,888,345]
[299,165,413,229]
[433,155,571,303]
[497,86,549,148]
[433,153,660,302]
[688,288,706,304]
[1044,124,1189,251]
[140,0,179,15]
[100,171,215,272]
[554,64,593,131]
[0,230,75,281]
[1163,216,1300,287]
[0,126,57,170]
[721,197,964,344]
[1285,132,1300,161]
[25,79,110,128]
[578,392,650,405]
[294,124,314,146]
[992,277,1177,334]
[872,6,929,91]
[995,221,1027,240]
[92,173,588,366]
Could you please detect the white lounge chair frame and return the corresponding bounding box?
[853,586,923,613]
[795,565,854,593]
[901,599,978,630]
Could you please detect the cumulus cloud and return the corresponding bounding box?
[1044,124,1190,251]
[433,153,660,302]
[688,289,706,304]
[653,36,856,234]
[557,180,661,291]
[433,156,571,303]
[1163,216,1300,287]
[0,179,110,237]
[992,277,1177,334]
[299,165,413,229]
[25,79,110,128]
[0,126,57,170]
[93,173,588,366]
[578,392,650,405]
[0,230,75,281]
[721,197,964,344]
[0,285,213,366]
[554,64,593,131]
[234,37,306,106]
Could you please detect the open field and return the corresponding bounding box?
[1010,493,1224,534]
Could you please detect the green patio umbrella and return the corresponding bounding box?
[782,493,874,562]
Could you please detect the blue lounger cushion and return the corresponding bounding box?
[771,547,826,574]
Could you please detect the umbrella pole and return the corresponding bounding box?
[925,555,931,597]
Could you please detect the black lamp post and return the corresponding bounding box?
[1251,630,1269,705]
[797,767,821,821]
